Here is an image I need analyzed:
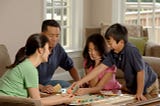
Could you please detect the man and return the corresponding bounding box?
[38,19,80,94]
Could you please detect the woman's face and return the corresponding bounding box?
[41,43,50,62]
[88,42,101,61]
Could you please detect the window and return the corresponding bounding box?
[124,0,160,43]
[44,0,83,51]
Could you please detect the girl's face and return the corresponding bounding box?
[88,42,101,60]
[41,43,50,62]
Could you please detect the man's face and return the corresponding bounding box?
[42,26,60,49]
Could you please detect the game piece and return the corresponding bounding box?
[72,85,79,94]
[52,84,62,93]
[67,88,72,94]
[67,85,79,94]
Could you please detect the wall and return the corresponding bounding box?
[0,0,113,80]
[0,0,43,61]
[84,0,112,27]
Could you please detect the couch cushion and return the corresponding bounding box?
[0,44,11,77]
[143,56,160,87]
[85,27,101,39]
[125,24,143,37]
[128,37,148,55]
[100,24,110,36]
[100,23,144,37]
[151,45,160,57]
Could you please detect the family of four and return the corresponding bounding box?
[0,19,159,105]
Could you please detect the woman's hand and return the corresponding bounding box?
[60,93,74,104]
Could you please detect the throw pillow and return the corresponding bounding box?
[128,37,148,55]
[100,23,110,36]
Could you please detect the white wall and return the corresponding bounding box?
[0,0,113,80]
[84,0,112,27]
[0,0,43,61]
[0,0,113,62]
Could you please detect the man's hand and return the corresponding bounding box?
[40,85,54,94]
[135,93,147,101]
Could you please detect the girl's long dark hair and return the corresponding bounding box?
[83,33,108,69]
[7,33,49,69]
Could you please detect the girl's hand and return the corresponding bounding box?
[74,88,89,96]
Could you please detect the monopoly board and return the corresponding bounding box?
[69,94,135,105]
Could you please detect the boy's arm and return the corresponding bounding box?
[136,70,147,101]
[76,63,108,86]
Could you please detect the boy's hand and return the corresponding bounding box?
[135,93,147,101]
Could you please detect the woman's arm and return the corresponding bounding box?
[28,88,73,105]
[28,88,41,99]
[40,94,73,106]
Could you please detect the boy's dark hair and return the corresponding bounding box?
[41,19,61,32]
[83,33,107,68]
[104,23,128,44]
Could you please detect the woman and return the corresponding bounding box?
[74,33,121,95]
[0,33,73,105]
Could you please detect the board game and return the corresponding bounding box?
[100,90,122,96]
[69,94,105,105]
[69,94,135,105]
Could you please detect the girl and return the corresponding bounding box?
[0,33,73,105]
[74,33,121,95]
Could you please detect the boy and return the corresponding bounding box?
[72,23,159,101]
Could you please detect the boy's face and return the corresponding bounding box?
[106,36,124,53]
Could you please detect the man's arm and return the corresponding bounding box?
[69,67,81,81]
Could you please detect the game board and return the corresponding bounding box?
[100,90,122,96]
[69,94,105,105]
[70,94,135,105]
[104,94,135,105]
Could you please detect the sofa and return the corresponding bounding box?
[85,23,160,57]
[85,24,160,86]
[0,44,42,106]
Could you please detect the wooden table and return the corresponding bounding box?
[41,91,160,106]
[91,93,160,106]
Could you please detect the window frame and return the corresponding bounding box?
[43,0,83,51]
[112,0,160,44]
